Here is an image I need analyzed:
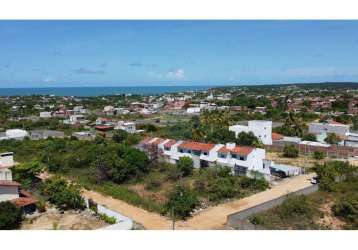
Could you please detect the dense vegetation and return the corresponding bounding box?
[246,161,358,230]
[0,201,23,230]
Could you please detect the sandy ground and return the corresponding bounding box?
[266,152,326,169]
[22,209,107,230]
[83,173,315,230]
[317,201,346,229]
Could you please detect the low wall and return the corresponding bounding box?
[226,184,319,229]
[84,197,133,230]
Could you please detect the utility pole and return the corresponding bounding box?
[172,206,175,230]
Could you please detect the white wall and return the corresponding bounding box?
[0,169,13,181]
[0,186,19,202]
[229,120,272,145]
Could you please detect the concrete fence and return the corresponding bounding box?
[226,184,319,229]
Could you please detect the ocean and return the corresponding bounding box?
[0,85,217,97]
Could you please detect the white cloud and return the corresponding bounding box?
[167,68,185,79]
[43,76,56,83]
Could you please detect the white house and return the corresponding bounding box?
[39,111,52,118]
[143,138,270,180]
[0,129,29,141]
[0,152,19,202]
[186,107,201,114]
[216,143,270,179]
[229,120,273,145]
[115,121,143,133]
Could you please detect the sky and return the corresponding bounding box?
[1,20,358,87]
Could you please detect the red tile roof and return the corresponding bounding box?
[218,146,254,156]
[95,125,114,130]
[0,180,20,186]
[272,132,284,141]
[12,197,38,207]
[164,139,177,148]
[152,138,165,146]
[329,120,346,126]
[178,141,215,151]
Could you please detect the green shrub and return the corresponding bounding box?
[165,185,199,220]
[278,195,313,219]
[283,144,299,158]
[41,177,86,210]
[208,177,239,201]
[313,151,325,160]
[99,213,117,224]
[0,201,23,229]
[332,193,358,226]
[177,156,194,177]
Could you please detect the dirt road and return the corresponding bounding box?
[82,173,315,230]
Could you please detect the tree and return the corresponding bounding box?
[236,131,261,147]
[283,144,299,158]
[41,177,85,210]
[13,160,45,188]
[302,133,317,142]
[208,177,239,201]
[112,129,128,143]
[165,185,199,220]
[206,127,236,144]
[325,133,341,145]
[177,157,194,177]
[0,201,23,229]
[313,151,325,160]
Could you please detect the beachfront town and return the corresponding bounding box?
[1,82,358,230]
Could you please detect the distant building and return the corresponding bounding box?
[39,111,52,118]
[30,130,65,140]
[186,107,201,114]
[115,121,143,134]
[0,129,29,141]
[229,120,273,145]
[308,120,349,137]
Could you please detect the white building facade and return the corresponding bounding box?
[229,120,273,145]
[0,152,20,202]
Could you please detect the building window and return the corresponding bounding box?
[231,154,237,159]
[202,151,208,156]
[239,156,245,161]
[164,147,170,151]
[178,148,184,153]
[219,153,227,158]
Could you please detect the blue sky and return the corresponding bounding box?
[1,20,358,87]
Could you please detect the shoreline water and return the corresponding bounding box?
[0,85,216,97]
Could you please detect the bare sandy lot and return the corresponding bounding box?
[22,209,107,230]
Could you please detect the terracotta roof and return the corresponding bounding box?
[272,132,284,141]
[140,137,153,145]
[151,138,165,146]
[178,141,215,151]
[164,139,176,148]
[12,197,38,207]
[218,146,254,156]
[329,120,346,126]
[95,125,114,130]
[0,180,20,186]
